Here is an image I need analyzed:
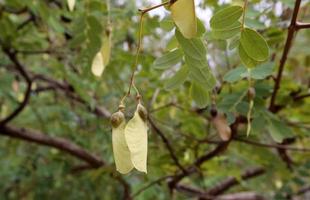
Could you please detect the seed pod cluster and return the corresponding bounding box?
[111,103,148,174]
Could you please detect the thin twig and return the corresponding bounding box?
[148,116,187,173]
[234,138,310,152]
[269,0,302,111]
[0,125,104,167]
[132,175,172,198]
[0,49,32,126]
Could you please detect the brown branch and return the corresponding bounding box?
[0,125,104,168]
[296,22,310,29]
[176,185,266,200]
[32,73,111,119]
[268,0,305,170]
[148,116,187,173]
[293,93,310,101]
[206,167,265,195]
[0,49,32,127]
[213,192,266,200]
[234,137,310,152]
[167,120,240,190]
[132,175,173,198]
[168,142,230,190]
[269,0,302,111]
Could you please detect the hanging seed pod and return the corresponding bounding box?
[124,103,148,173]
[111,111,133,174]
[170,0,197,39]
[91,29,112,77]
[91,52,104,77]
[212,112,232,141]
[67,0,75,11]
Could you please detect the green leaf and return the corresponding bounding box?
[211,21,241,40]
[164,65,189,90]
[229,36,240,50]
[186,56,216,89]
[223,66,247,83]
[240,28,269,61]
[264,112,294,143]
[238,44,260,68]
[196,18,206,37]
[160,18,175,31]
[191,82,210,108]
[250,63,274,79]
[175,30,206,60]
[153,49,183,70]
[210,6,243,29]
[240,63,274,79]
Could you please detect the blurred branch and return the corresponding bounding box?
[148,116,187,173]
[0,49,32,127]
[168,142,230,190]
[132,175,173,198]
[176,184,266,200]
[32,73,111,119]
[213,192,266,200]
[296,22,310,29]
[269,0,302,111]
[0,125,104,168]
[234,137,310,152]
[206,167,265,195]
[167,120,241,190]
[268,0,307,170]
[293,93,310,101]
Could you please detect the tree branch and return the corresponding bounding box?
[296,22,310,29]
[148,116,187,173]
[32,73,111,119]
[206,167,265,195]
[176,185,266,200]
[0,125,104,168]
[0,49,32,127]
[234,137,310,152]
[269,0,302,111]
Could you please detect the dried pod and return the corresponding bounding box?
[124,103,148,173]
[247,87,256,100]
[111,111,133,174]
[170,0,197,39]
[212,113,232,141]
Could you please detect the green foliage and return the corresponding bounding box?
[0,0,309,199]
[240,28,269,62]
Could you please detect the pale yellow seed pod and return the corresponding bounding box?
[111,111,134,174]
[67,0,75,11]
[124,104,148,173]
[212,113,232,141]
[91,52,104,77]
[170,0,197,39]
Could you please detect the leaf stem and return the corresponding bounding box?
[241,0,248,29]
[121,1,171,106]
[138,1,171,14]
[246,68,253,137]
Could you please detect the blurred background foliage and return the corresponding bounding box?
[0,0,309,199]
